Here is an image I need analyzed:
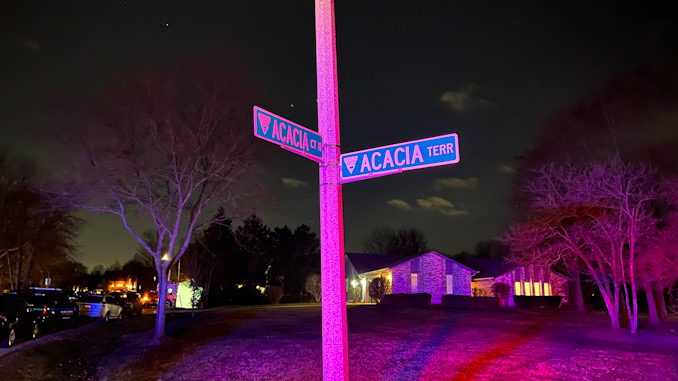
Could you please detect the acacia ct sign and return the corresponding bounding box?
[253,106,324,163]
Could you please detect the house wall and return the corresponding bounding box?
[450,262,473,297]
[391,265,411,295]
[493,265,569,307]
[390,252,474,304]
[420,254,445,303]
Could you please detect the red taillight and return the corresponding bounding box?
[42,306,47,315]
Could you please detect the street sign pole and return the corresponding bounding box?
[255,3,459,379]
[315,1,349,380]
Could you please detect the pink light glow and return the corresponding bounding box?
[315,0,349,380]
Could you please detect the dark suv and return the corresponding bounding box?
[9,289,78,332]
[0,295,43,347]
[111,292,143,316]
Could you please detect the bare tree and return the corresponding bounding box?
[181,233,217,312]
[362,225,428,255]
[56,57,262,340]
[305,273,321,303]
[0,154,82,289]
[504,159,662,332]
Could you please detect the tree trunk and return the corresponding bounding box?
[16,245,24,289]
[654,287,668,322]
[571,270,586,313]
[21,245,37,290]
[619,288,630,329]
[153,266,169,340]
[613,282,622,329]
[630,281,639,334]
[644,281,660,325]
[592,275,620,329]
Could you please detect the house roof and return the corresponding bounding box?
[346,251,479,276]
[345,253,414,274]
[452,257,515,279]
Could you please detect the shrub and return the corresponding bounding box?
[349,284,362,303]
[381,293,431,307]
[441,295,500,308]
[369,277,389,303]
[491,282,511,305]
[513,296,563,309]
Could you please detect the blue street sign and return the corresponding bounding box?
[340,133,459,183]
[253,106,324,163]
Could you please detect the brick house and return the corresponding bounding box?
[454,257,571,307]
[345,251,479,304]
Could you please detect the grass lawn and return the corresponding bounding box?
[1,304,677,380]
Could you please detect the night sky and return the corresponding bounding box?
[1,1,676,269]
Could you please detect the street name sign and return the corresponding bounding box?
[340,133,459,183]
[253,106,324,163]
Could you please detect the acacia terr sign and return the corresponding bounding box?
[253,106,324,163]
[340,133,459,183]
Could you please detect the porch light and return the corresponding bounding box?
[387,274,392,281]
[351,280,357,288]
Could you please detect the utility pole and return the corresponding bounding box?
[315,0,349,379]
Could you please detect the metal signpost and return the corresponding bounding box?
[253,1,460,379]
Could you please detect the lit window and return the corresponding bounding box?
[524,282,532,296]
[446,275,453,294]
[514,281,521,296]
[534,282,541,296]
[411,273,418,293]
[544,283,551,296]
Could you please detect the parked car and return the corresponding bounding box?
[76,294,105,318]
[110,292,143,316]
[76,293,124,322]
[98,294,124,322]
[0,295,42,347]
[9,289,78,332]
[147,291,159,307]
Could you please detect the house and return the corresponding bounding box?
[345,251,479,304]
[453,257,571,307]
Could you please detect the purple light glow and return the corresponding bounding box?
[315,0,349,380]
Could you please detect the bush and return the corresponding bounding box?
[265,286,284,304]
[513,296,563,309]
[381,293,431,307]
[491,283,511,305]
[369,277,389,303]
[441,295,500,308]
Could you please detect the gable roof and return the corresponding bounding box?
[452,257,515,279]
[346,251,479,275]
[346,253,414,274]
